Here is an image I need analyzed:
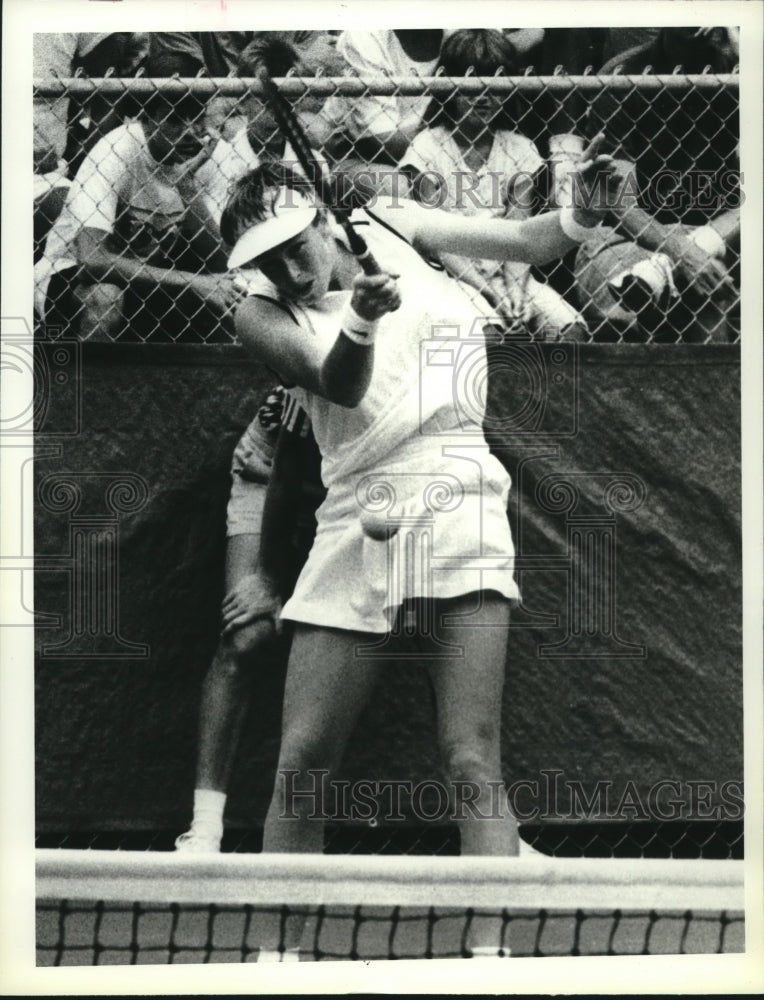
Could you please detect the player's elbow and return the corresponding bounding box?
[319,347,373,408]
[319,369,371,409]
[322,380,368,409]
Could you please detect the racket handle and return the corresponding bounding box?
[342,222,382,276]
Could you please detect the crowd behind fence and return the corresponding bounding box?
[32,29,741,347]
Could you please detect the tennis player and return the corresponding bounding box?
[219,142,614,953]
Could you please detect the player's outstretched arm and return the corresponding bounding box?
[407,134,616,265]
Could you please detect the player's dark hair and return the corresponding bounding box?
[425,29,520,130]
[220,161,316,248]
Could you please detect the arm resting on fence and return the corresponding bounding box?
[75,228,205,292]
[75,228,240,314]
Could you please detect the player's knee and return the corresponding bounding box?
[440,737,499,787]
[73,282,124,340]
[205,643,246,686]
[277,725,340,776]
[224,621,272,664]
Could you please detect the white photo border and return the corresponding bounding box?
[2,0,762,994]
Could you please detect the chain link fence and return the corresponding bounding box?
[32,66,742,861]
[35,820,744,859]
[33,71,740,345]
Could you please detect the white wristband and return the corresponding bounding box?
[560,206,600,243]
[341,303,379,345]
[688,224,726,259]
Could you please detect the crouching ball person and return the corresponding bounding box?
[176,386,322,852]
[220,145,613,957]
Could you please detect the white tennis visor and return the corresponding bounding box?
[227,188,318,269]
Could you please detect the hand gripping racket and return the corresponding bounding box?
[258,71,382,276]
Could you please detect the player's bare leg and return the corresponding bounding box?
[195,534,273,789]
[263,624,383,852]
[423,591,517,857]
[257,624,382,958]
[424,591,517,956]
[177,533,274,851]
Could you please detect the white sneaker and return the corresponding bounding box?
[174,827,222,853]
[257,949,300,962]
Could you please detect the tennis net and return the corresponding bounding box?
[36,850,744,964]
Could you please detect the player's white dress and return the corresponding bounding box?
[260,211,519,633]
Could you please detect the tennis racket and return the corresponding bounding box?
[258,70,382,276]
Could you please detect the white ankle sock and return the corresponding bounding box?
[191,788,226,834]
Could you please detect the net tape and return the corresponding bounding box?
[36,850,744,909]
[37,850,745,962]
[33,73,741,345]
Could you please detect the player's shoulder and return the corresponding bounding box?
[235,289,301,347]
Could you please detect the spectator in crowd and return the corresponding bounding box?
[574,26,740,341]
[149,29,345,77]
[33,32,148,261]
[34,32,148,176]
[148,31,256,77]
[149,31,347,143]
[176,387,325,853]
[219,35,334,164]
[505,27,606,164]
[400,29,587,341]
[322,29,445,203]
[35,52,258,341]
[489,28,609,311]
